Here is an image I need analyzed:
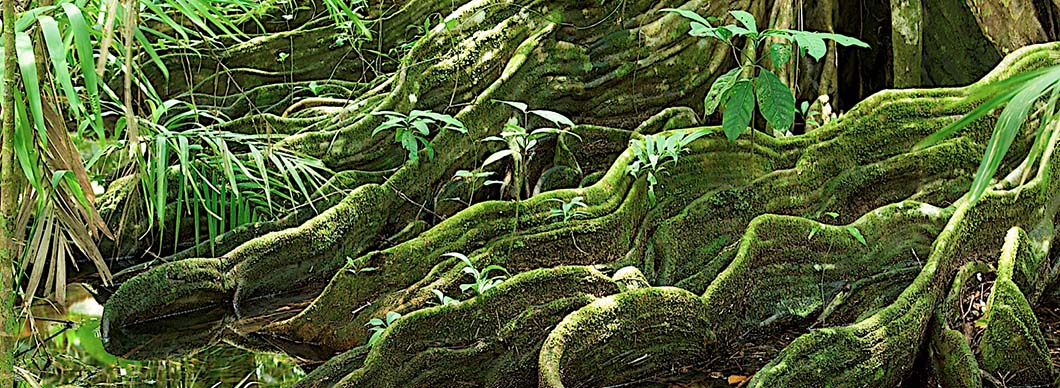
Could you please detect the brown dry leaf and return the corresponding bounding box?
[727,375,750,386]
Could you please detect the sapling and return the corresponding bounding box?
[663,9,868,140]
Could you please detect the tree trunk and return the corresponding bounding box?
[93,0,1060,386]
[0,0,19,385]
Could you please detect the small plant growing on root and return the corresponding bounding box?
[548,196,589,223]
[372,110,467,162]
[444,252,509,296]
[482,100,579,201]
[663,8,868,140]
[431,289,459,306]
[626,130,710,206]
[366,311,401,346]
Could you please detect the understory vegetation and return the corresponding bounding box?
[1,0,1060,387]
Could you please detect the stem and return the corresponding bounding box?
[0,0,20,383]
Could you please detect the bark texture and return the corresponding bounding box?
[91,0,1060,386]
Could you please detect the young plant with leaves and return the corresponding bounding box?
[482,100,579,201]
[366,311,401,346]
[626,130,710,206]
[449,169,496,206]
[372,110,467,162]
[444,252,509,296]
[431,289,459,306]
[662,9,868,141]
[916,65,1060,205]
[548,196,589,223]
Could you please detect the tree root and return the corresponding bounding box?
[97,0,1060,385]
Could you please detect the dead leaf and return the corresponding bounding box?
[728,375,750,386]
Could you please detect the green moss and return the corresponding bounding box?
[977,228,1053,385]
[339,266,619,387]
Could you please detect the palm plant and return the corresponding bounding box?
[915,65,1060,204]
[2,0,324,307]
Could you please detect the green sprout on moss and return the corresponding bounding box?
[626,130,710,206]
[444,252,509,296]
[548,196,589,223]
[431,289,459,306]
[366,311,401,346]
[372,110,467,162]
[482,100,580,201]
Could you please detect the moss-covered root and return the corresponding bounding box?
[927,261,989,388]
[977,228,1054,385]
[294,345,370,388]
[100,258,230,359]
[336,266,621,388]
[538,287,715,388]
[100,184,395,358]
[749,158,1059,387]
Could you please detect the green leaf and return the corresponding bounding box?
[37,16,80,119]
[659,8,714,29]
[529,109,575,127]
[15,32,47,147]
[12,90,42,194]
[807,226,820,240]
[482,149,514,167]
[728,10,757,34]
[790,31,827,60]
[135,27,169,81]
[770,42,791,67]
[705,67,741,115]
[847,226,867,246]
[62,3,104,138]
[722,80,754,142]
[385,311,402,324]
[492,99,527,113]
[754,69,795,131]
[814,32,870,48]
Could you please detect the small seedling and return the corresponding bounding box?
[626,130,710,206]
[482,100,580,201]
[807,212,839,240]
[450,169,495,205]
[847,226,867,246]
[372,110,467,162]
[306,81,324,96]
[366,311,401,346]
[548,196,589,223]
[443,252,510,295]
[431,289,459,306]
[345,256,378,273]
